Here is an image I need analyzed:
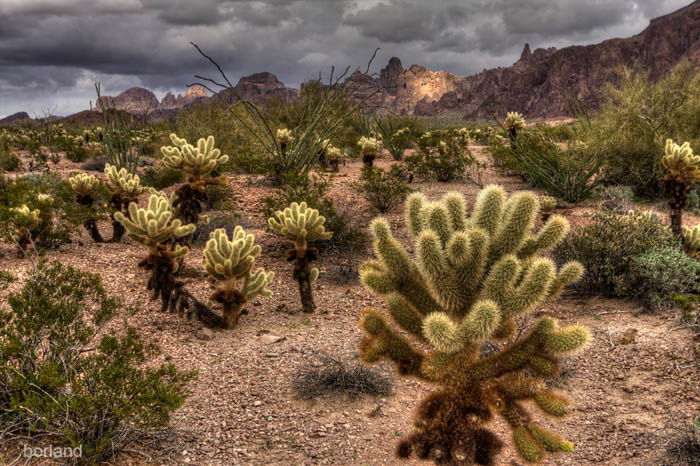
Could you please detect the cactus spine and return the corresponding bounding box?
[160,133,229,225]
[661,139,700,238]
[104,163,147,242]
[202,227,274,328]
[68,172,105,243]
[358,186,589,465]
[683,225,700,258]
[268,202,333,312]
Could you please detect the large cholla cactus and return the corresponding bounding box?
[661,139,700,238]
[683,225,700,258]
[104,164,147,242]
[10,205,40,256]
[326,145,345,173]
[359,186,589,465]
[160,133,229,225]
[358,136,382,167]
[268,202,333,312]
[504,112,526,144]
[68,173,105,243]
[202,227,274,328]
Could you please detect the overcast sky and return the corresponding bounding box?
[0,0,691,118]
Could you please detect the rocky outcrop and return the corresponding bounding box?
[216,72,298,104]
[97,87,159,114]
[358,1,700,119]
[176,86,208,107]
[0,111,31,125]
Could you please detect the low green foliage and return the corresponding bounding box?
[372,114,418,160]
[142,165,184,189]
[555,210,677,297]
[628,247,700,310]
[406,128,481,182]
[352,165,413,213]
[0,261,194,464]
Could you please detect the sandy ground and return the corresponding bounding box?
[0,147,698,465]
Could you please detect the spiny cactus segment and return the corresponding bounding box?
[202,227,274,328]
[358,186,589,465]
[9,205,40,256]
[160,133,229,225]
[68,172,105,242]
[504,111,526,144]
[104,163,147,242]
[661,139,700,238]
[268,202,333,312]
[683,225,700,258]
[358,136,382,167]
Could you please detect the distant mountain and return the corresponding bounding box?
[0,111,31,125]
[57,1,700,122]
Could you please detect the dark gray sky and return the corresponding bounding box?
[0,0,691,118]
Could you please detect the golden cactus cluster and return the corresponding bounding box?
[161,133,229,181]
[68,173,100,196]
[504,112,526,131]
[104,163,147,200]
[268,201,333,253]
[662,139,700,183]
[683,225,700,258]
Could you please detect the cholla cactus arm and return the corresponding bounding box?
[68,173,100,197]
[161,133,229,182]
[104,163,146,200]
[276,128,293,146]
[11,205,40,229]
[662,139,700,182]
[359,185,590,465]
[504,112,526,131]
[268,202,332,312]
[114,193,195,250]
[683,225,700,258]
[202,226,273,328]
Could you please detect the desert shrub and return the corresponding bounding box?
[554,210,676,297]
[406,128,481,182]
[688,186,700,214]
[65,143,90,163]
[204,183,235,210]
[262,173,366,253]
[142,165,184,189]
[590,63,700,197]
[0,173,89,250]
[0,261,194,464]
[592,184,636,212]
[0,135,21,171]
[499,131,604,202]
[81,155,108,171]
[627,247,700,310]
[352,165,413,213]
[192,212,242,246]
[292,355,392,400]
[372,114,418,160]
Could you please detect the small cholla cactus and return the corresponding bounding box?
[317,138,332,171]
[683,225,700,258]
[268,202,333,312]
[358,136,383,167]
[36,194,54,205]
[326,145,345,173]
[276,128,294,152]
[202,227,274,329]
[68,173,104,243]
[10,205,40,256]
[358,186,589,465]
[104,164,147,242]
[160,133,229,225]
[539,195,558,221]
[504,112,526,144]
[661,139,700,238]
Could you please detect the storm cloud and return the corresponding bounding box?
[0,0,691,117]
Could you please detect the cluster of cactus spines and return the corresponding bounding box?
[68,173,105,242]
[325,145,345,172]
[276,128,293,150]
[539,195,558,221]
[683,225,700,258]
[10,205,40,256]
[104,163,147,242]
[268,202,333,312]
[661,139,700,238]
[358,136,382,167]
[358,186,589,465]
[504,112,526,144]
[202,227,274,329]
[160,133,229,225]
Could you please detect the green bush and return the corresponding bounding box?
[262,173,366,252]
[627,247,700,310]
[554,210,676,297]
[142,165,184,190]
[352,165,413,213]
[0,135,21,171]
[0,261,194,463]
[371,114,418,160]
[406,128,481,182]
[589,63,700,197]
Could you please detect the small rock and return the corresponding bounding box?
[618,328,637,345]
[261,334,285,344]
[197,328,215,341]
[253,400,262,407]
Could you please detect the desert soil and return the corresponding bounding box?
[0,146,698,466]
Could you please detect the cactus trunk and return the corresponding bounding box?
[665,180,689,239]
[109,196,126,243]
[76,194,105,243]
[16,228,31,257]
[289,248,318,313]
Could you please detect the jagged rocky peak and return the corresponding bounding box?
[520,43,532,62]
[97,87,158,113]
[159,92,178,109]
[0,111,32,125]
[380,57,405,94]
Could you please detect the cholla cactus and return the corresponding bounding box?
[317,138,331,171]
[540,195,558,221]
[358,136,383,167]
[202,227,274,328]
[326,145,345,173]
[276,128,294,149]
[36,194,54,205]
[661,139,700,238]
[359,186,589,464]
[683,225,700,258]
[504,112,526,144]
[104,163,147,242]
[68,173,104,242]
[10,205,40,256]
[268,202,333,312]
[160,133,229,225]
